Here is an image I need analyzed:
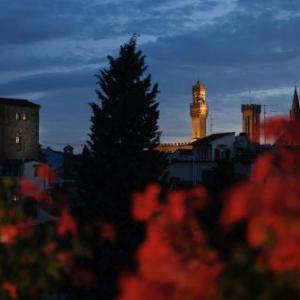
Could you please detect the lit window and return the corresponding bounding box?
[16,113,20,120]
[16,136,21,144]
[22,113,27,120]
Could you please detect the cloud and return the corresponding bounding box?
[0,0,299,146]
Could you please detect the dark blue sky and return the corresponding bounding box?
[1,0,299,151]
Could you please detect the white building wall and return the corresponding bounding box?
[22,161,49,191]
[210,133,235,160]
[167,160,217,184]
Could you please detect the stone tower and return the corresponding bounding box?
[0,98,40,161]
[190,80,208,141]
[241,104,261,144]
[290,86,300,122]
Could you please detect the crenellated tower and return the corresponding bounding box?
[241,104,261,144]
[190,80,208,141]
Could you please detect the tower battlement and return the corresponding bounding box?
[241,104,261,144]
[156,142,192,153]
[241,104,261,114]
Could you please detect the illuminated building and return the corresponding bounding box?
[241,104,261,144]
[0,98,40,162]
[190,80,208,140]
[156,80,208,153]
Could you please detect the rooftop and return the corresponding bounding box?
[0,97,40,108]
[192,132,235,146]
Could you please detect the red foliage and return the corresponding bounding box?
[263,116,300,144]
[57,208,78,236]
[119,118,300,299]
[132,184,161,221]
[36,163,57,185]
[222,118,300,272]
[19,178,50,202]
[118,186,223,300]
[3,281,18,299]
[0,225,18,245]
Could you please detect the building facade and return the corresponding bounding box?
[0,98,40,161]
[156,80,209,153]
[165,133,236,185]
[241,104,261,144]
[190,80,208,141]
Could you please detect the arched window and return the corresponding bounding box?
[16,112,20,120]
[22,113,27,120]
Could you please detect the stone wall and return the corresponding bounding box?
[1,105,39,160]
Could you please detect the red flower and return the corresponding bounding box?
[165,191,185,223]
[3,281,18,299]
[36,163,57,185]
[221,183,252,226]
[57,209,78,236]
[0,225,18,245]
[19,178,49,202]
[132,184,160,221]
[118,275,168,300]
[251,154,275,183]
[268,243,300,272]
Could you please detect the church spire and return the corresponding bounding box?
[290,86,300,122]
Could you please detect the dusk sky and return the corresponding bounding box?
[1,0,299,152]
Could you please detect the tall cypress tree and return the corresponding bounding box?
[77,36,166,299]
[85,36,164,222]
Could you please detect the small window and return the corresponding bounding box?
[22,113,27,120]
[16,113,20,120]
[16,136,21,144]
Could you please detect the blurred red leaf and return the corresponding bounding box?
[36,163,57,185]
[3,281,18,299]
[0,225,18,245]
[132,184,160,221]
[57,209,78,236]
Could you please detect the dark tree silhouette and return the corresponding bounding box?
[78,36,166,299]
[85,35,164,220]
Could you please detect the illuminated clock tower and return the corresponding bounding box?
[190,80,208,141]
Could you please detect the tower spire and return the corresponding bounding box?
[290,86,300,122]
